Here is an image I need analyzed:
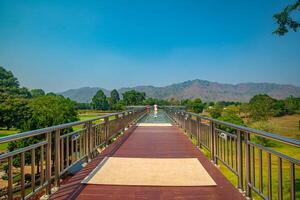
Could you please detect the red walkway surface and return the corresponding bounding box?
[50,125,245,200]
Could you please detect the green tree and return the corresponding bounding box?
[122,90,146,105]
[30,89,45,98]
[273,0,300,35]
[284,96,300,114]
[22,95,78,130]
[92,89,109,110]
[8,95,79,167]
[109,89,120,109]
[248,94,276,121]
[0,67,31,129]
[0,96,30,129]
[208,104,223,118]
[217,112,245,133]
[190,98,204,113]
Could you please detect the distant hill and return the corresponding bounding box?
[58,80,300,103]
[59,87,110,103]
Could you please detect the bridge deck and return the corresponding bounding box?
[50,125,245,200]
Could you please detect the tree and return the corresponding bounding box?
[273,0,300,35]
[22,95,79,131]
[190,98,204,113]
[168,97,180,106]
[30,89,45,98]
[208,104,223,118]
[8,95,79,167]
[217,112,245,133]
[109,89,120,109]
[0,96,30,129]
[0,67,31,129]
[92,89,109,110]
[122,90,146,105]
[248,94,276,121]
[284,96,300,114]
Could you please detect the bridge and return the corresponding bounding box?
[0,107,299,200]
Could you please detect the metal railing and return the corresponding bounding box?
[164,106,300,200]
[0,108,146,200]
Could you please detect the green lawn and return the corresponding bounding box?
[206,114,300,200]
[269,114,300,140]
[0,128,19,151]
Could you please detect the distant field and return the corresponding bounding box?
[269,114,300,140]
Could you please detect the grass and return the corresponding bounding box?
[0,128,19,151]
[207,114,300,200]
[185,114,300,200]
[269,114,300,140]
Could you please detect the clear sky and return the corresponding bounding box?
[0,0,299,92]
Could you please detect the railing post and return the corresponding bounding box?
[237,130,244,191]
[104,117,109,146]
[54,129,61,187]
[210,121,215,162]
[85,122,91,162]
[46,132,52,196]
[196,116,201,148]
[244,131,251,198]
[89,123,94,158]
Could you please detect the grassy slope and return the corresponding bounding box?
[217,114,300,200]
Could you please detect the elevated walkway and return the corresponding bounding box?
[50,111,245,200]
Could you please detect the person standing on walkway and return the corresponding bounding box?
[154,104,158,118]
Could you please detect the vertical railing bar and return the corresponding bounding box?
[245,131,251,198]
[259,148,263,193]
[66,136,69,167]
[277,157,282,200]
[31,148,35,192]
[79,134,82,158]
[71,138,74,164]
[230,137,233,168]
[40,145,44,186]
[21,152,25,199]
[46,132,52,196]
[55,129,61,187]
[61,138,64,172]
[8,156,13,200]
[267,153,272,200]
[251,145,255,188]
[237,130,243,190]
[290,162,295,200]
[75,138,78,161]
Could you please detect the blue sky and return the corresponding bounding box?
[0,0,299,92]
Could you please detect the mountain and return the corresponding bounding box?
[58,80,300,103]
[59,87,110,103]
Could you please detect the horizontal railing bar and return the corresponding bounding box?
[169,109,300,147]
[216,155,238,175]
[248,183,268,200]
[92,122,105,128]
[60,155,88,176]
[248,141,300,165]
[0,141,47,160]
[60,128,86,139]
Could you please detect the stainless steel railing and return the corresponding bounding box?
[0,108,146,200]
[164,106,300,200]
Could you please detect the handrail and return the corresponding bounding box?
[0,109,138,144]
[0,107,147,200]
[164,106,300,200]
[164,106,300,147]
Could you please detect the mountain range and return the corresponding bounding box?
[58,79,300,103]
